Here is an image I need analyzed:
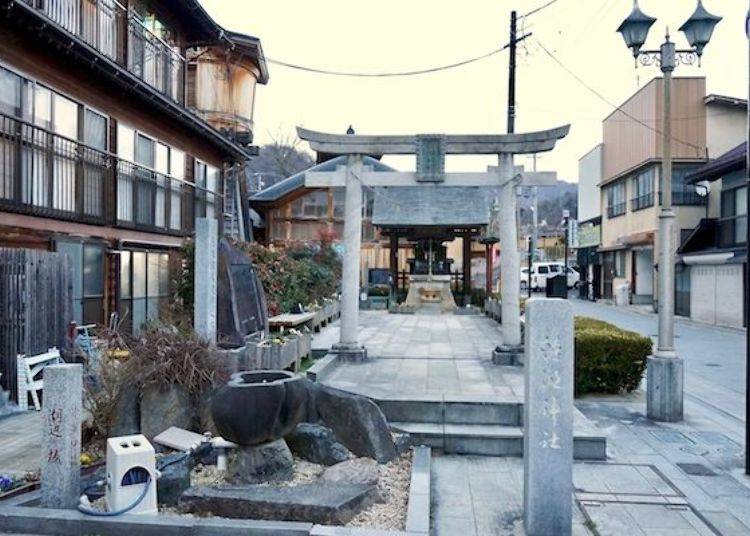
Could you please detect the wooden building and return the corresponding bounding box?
[249,155,490,299]
[0,0,267,332]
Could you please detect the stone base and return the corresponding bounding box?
[331,343,368,362]
[226,438,294,484]
[491,344,524,366]
[646,355,684,422]
[179,482,378,525]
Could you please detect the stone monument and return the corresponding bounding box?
[41,363,83,509]
[523,298,573,536]
[194,217,218,345]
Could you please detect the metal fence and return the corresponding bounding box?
[0,248,72,400]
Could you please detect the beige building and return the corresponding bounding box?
[597,77,746,309]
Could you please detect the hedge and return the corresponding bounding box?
[574,316,652,395]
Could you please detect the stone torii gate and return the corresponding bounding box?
[298,126,570,360]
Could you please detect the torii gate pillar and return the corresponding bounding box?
[496,154,523,359]
[332,155,367,360]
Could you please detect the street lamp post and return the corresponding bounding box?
[617,0,721,422]
[745,0,750,476]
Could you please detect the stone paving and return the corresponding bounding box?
[0,412,41,476]
[313,310,499,360]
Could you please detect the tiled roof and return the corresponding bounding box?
[685,142,746,183]
[372,186,491,227]
[249,155,395,203]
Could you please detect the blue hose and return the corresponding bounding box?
[77,475,152,516]
[77,451,190,516]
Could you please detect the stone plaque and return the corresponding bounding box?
[415,134,445,183]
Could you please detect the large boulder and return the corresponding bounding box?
[315,386,397,463]
[157,452,191,507]
[140,384,195,439]
[110,384,141,437]
[226,438,294,484]
[285,422,351,466]
[321,458,379,487]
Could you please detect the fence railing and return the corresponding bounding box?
[0,112,195,235]
[631,193,654,211]
[21,0,186,104]
[607,202,626,218]
[0,113,112,224]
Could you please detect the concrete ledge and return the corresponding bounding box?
[491,345,524,366]
[306,354,339,383]
[405,446,430,536]
[0,506,312,535]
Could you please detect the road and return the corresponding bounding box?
[570,298,747,425]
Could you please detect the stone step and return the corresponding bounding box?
[391,421,606,460]
[376,396,523,426]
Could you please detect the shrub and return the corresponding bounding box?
[574,316,652,395]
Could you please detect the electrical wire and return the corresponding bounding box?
[78,475,152,517]
[521,0,560,19]
[265,43,511,77]
[534,39,707,154]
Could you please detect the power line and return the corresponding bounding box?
[265,43,512,78]
[534,39,707,154]
[521,0,560,19]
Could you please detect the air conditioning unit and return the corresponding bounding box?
[105,435,158,515]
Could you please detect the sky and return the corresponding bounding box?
[201,0,748,182]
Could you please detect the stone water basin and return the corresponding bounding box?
[211,370,307,446]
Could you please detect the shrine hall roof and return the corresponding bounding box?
[372,186,491,228]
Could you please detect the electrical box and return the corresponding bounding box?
[105,434,158,515]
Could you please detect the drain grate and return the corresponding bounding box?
[677,462,717,476]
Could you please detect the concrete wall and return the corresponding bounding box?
[690,264,744,328]
[578,144,603,223]
[706,107,747,158]
[602,78,707,183]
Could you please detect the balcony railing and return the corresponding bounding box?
[607,202,626,218]
[631,192,654,211]
[0,112,194,235]
[21,0,185,104]
[658,190,708,206]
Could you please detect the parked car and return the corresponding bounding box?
[520,262,580,291]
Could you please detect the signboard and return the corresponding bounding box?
[415,134,445,183]
[576,222,600,249]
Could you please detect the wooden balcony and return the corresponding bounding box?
[20,0,186,105]
[0,112,195,236]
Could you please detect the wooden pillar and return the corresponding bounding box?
[462,234,471,301]
[389,233,398,293]
[485,242,493,296]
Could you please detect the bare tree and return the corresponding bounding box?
[247,129,315,190]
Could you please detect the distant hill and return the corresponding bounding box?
[518,180,577,233]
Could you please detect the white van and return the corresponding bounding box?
[520,262,579,291]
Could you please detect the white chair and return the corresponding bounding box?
[16,348,62,411]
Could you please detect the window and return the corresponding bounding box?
[606,182,626,218]
[615,251,626,277]
[195,159,219,220]
[169,149,184,230]
[549,265,560,273]
[292,191,328,218]
[660,165,706,206]
[0,67,22,116]
[56,240,105,325]
[51,93,78,212]
[119,250,170,334]
[632,168,655,211]
[538,266,549,274]
[720,186,748,247]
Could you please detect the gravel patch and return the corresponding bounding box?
[346,449,412,530]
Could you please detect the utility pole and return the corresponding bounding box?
[745,0,750,476]
[507,10,518,134]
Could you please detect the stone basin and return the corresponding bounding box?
[211,371,307,446]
